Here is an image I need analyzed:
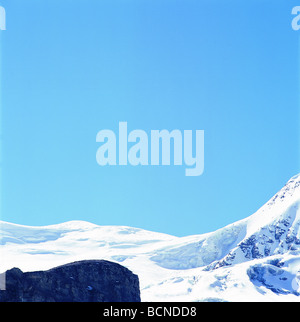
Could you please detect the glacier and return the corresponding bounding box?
[0,174,300,302]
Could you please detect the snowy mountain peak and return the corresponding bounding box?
[1,174,300,302]
[209,174,300,270]
[266,174,300,209]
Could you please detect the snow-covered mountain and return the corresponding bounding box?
[1,174,300,302]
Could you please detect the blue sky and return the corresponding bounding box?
[0,0,299,236]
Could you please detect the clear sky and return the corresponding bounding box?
[0,0,299,236]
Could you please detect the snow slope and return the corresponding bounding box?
[1,174,300,302]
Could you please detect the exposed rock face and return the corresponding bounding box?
[247,259,300,296]
[0,260,141,302]
[205,175,300,271]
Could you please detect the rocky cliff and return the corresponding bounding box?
[0,260,141,302]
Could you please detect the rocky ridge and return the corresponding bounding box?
[0,260,141,302]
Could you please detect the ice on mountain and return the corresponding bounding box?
[1,174,300,301]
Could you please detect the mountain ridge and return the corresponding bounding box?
[1,174,300,301]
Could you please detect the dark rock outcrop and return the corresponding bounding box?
[0,260,141,302]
